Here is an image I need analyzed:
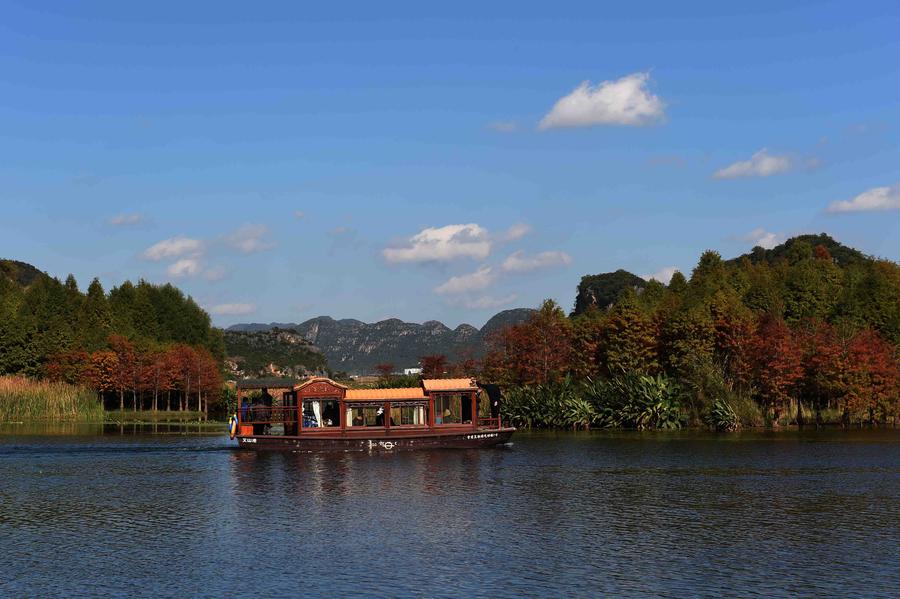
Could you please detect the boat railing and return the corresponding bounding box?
[240,406,297,424]
[477,416,502,429]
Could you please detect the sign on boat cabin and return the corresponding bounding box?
[234,376,513,451]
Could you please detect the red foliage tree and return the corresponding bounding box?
[481,300,572,385]
[420,354,448,379]
[374,363,395,381]
[844,329,899,425]
[751,315,803,420]
[107,335,136,411]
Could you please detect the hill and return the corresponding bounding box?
[572,269,647,316]
[0,259,48,288]
[227,308,535,375]
[728,233,869,267]
[223,328,327,379]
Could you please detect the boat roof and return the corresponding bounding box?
[344,387,426,401]
[293,376,349,391]
[422,378,478,392]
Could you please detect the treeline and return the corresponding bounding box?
[0,263,225,414]
[483,238,900,429]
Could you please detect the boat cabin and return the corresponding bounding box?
[236,376,502,438]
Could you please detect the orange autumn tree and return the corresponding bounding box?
[751,315,803,421]
[843,329,899,425]
[482,300,572,385]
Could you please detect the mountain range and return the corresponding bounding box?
[226,309,535,375]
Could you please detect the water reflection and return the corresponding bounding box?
[0,429,898,598]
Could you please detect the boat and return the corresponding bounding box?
[232,376,515,452]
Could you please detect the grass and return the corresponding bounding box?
[0,375,104,422]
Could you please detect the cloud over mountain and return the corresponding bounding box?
[226,224,274,254]
[501,250,572,273]
[167,258,201,278]
[714,149,793,179]
[642,266,679,285]
[109,213,144,226]
[740,228,784,249]
[210,303,256,316]
[539,72,665,129]
[142,236,204,261]
[827,184,900,213]
[434,265,495,295]
[383,223,492,263]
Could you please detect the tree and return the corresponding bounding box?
[108,335,136,411]
[420,355,447,379]
[375,363,395,381]
[80,278,112,351]
[751,316,803,421]
[481,300,572,385]
[844,329,899,425]
[86,350,119,403]
[661,308,715,381]
[598,296,658,375]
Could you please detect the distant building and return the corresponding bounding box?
[404,367,423,376]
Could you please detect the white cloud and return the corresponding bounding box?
[740,228,783,250]
[463,294,518,310]
[642,266,679,285]
[384,223,491,263]
[167,258,201,278]
[434,266,495,295]
[827,184,900,213]
[486,120,519,133]
[209,303,256,316]
[499,223,532,242]
[539,72,665,130]
[203,266,227,282]
[501,250,572,273]
[142,236,204,261]
[109,213,144,226]
[226,224,274,254]
[713,149,794,179]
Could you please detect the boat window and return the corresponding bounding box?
[390,403,428,426]
[347,406,382,427]
[434,394,463,425]
[302,399,341,428]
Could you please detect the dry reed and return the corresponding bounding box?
[0,376,104,422]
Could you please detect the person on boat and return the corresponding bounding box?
[253,397,270,435]
[374,407,395,426]
[303,407,318,428]
[240,397,250,424]
[352,412,365,427]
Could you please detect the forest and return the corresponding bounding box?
[1,233,898,428]
[481,235,900,430]
[0,261,225,418]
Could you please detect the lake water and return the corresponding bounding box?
[1,425,898,598]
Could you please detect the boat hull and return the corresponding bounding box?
[236,428,515,452]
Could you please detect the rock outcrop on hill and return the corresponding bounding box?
[227,308,535,375]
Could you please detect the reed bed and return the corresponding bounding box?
[0,376,104,422]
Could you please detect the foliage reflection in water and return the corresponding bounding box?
[1,427,898,598]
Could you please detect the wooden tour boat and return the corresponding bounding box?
[232,377,515,452]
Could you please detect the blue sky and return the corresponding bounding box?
[1,1,898,327]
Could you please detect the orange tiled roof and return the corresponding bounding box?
[422,378,478,392]
[345,387,426,401]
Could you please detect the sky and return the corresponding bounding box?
[1,1,898,328]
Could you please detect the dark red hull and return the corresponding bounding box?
[236,427,515,452]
